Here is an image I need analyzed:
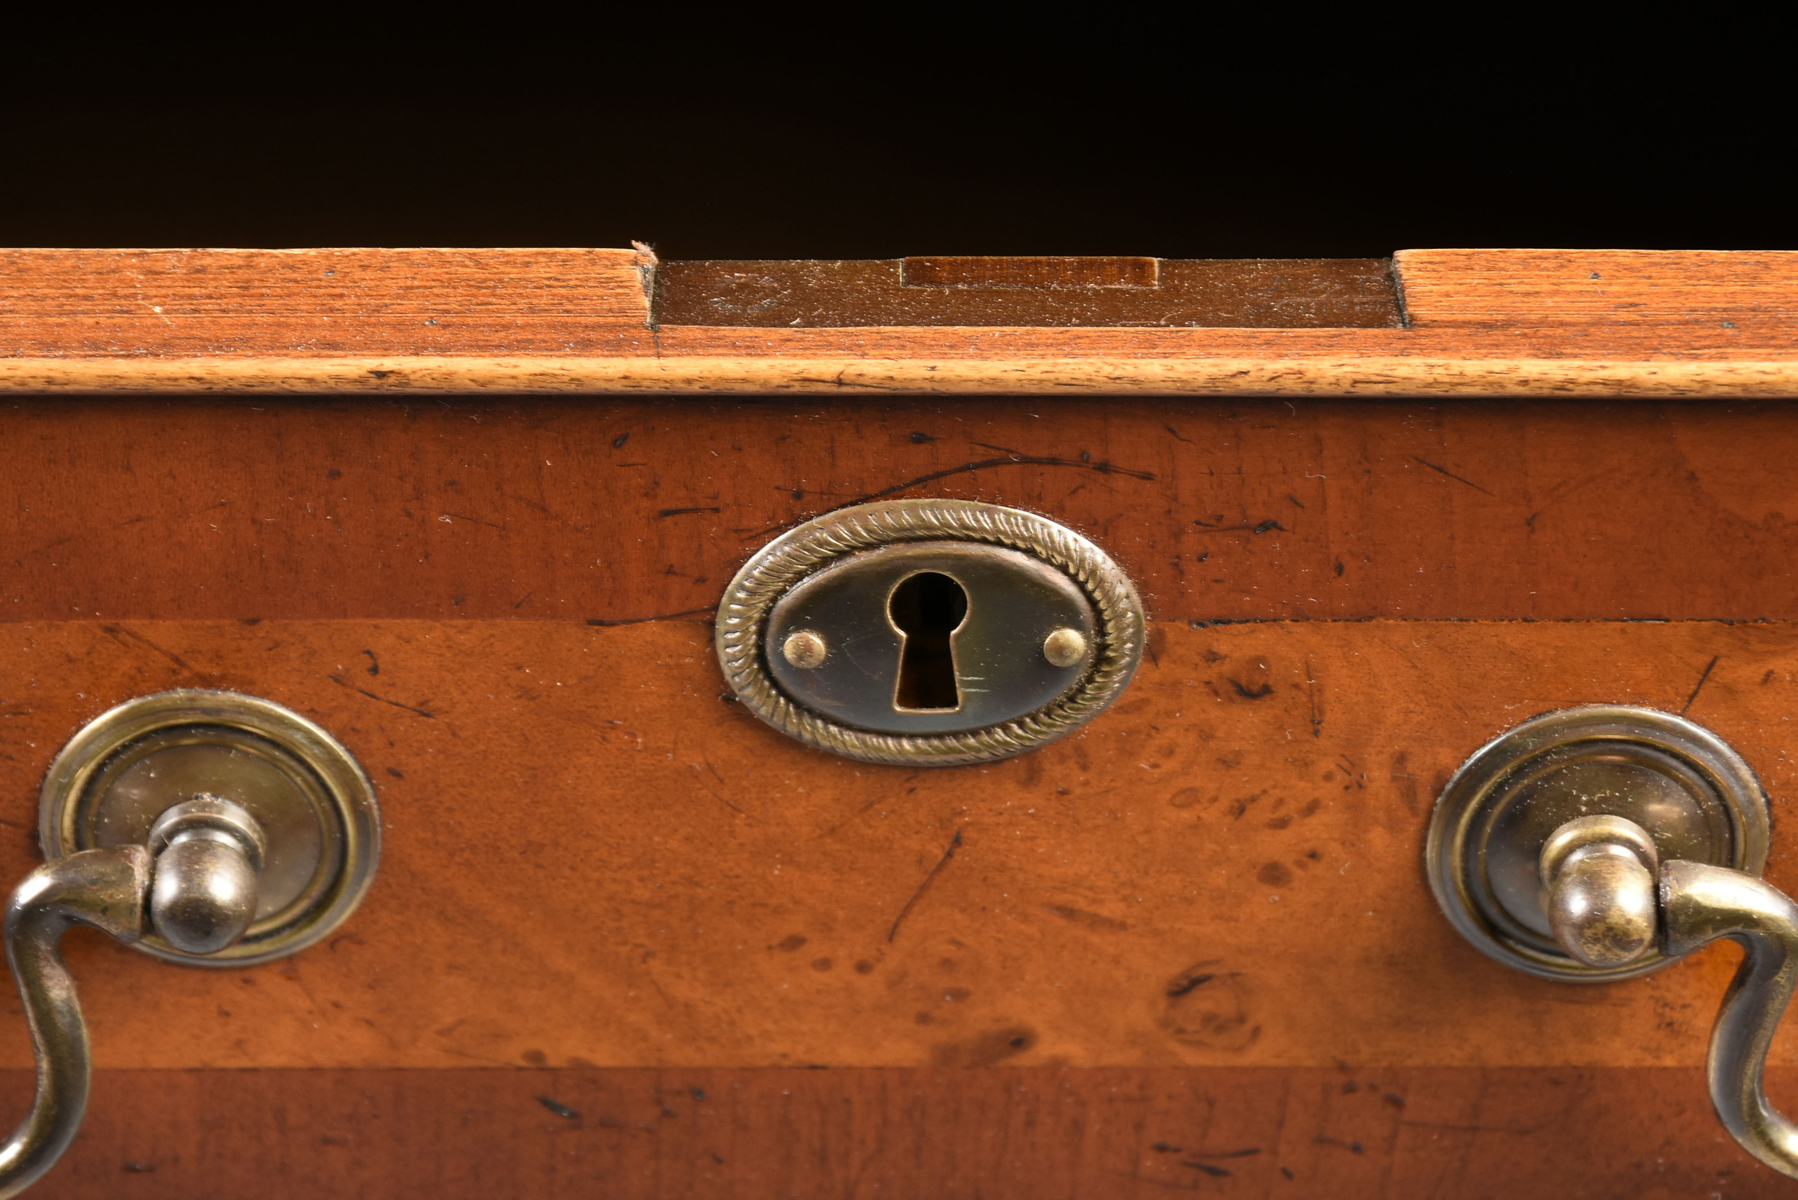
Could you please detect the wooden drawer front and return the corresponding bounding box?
[5,395,1798,1195]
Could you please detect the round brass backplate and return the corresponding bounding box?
[40,690,381,967]
[1426,705,1769,981]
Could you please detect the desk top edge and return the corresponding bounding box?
[1,248,1794,395]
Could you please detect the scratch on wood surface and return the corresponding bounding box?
[1042,903,1130,933]
[820,791,891,838]
[495,489,590,532]
[1410,455,1495,496]
[585,607,714,627]
[1682,654,1720,713]
[100,623,202,675]
[438,510,507,530]
[1166,962,1221,998]
[1192,518,1285,534]
[887,829,964,943]
[536,1095,580,1120]
[357,1015,402,1050]
[328,674,436,719]
[689,764,747,816]
[828,368,902,391]
[1306,657,1322,738]
[15,534,75,560]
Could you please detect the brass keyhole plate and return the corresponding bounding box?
[1426,705,1769,981]
[40,690,381,967]
[717,499,1144,766]
[765,542,1097,735]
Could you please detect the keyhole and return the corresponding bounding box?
[888,572,969,711]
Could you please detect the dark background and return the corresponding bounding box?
[2,27,1789,258]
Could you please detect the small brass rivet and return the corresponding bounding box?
[782,630,828,669]
[1043,627,1087,668]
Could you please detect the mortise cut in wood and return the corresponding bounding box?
[652,257,1400,328]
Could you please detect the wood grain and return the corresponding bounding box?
[0,248,653,357]
[1397,248,1798,327]
[1,249,1795,394]
[18,1066,1782,1199]
[1,619,1796,1071]
[8,397,1798,624]
[8,351,1797,397]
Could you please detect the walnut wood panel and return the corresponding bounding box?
[3,249,1796,394]
[1,619,1796,1070]
[6,397,1798,623]
[16,1066,1779,1199]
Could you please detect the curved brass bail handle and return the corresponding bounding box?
[0,793,267,1197]
[1662,860,1798,1179]
[0,847,149,1199]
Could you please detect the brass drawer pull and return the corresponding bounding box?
[0,692,379,1196]
[1428,706,1798,1178]
[0,844,149,1195]
[1662,856,1798,1173]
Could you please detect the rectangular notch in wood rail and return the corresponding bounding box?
[653,258,1402,328]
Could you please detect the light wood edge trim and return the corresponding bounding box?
[4,356,1798,397]
[1393,247,1798,329]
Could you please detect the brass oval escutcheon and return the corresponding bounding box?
[716,499,1144,765]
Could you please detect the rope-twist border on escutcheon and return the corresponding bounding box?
[714,499,1145,765]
